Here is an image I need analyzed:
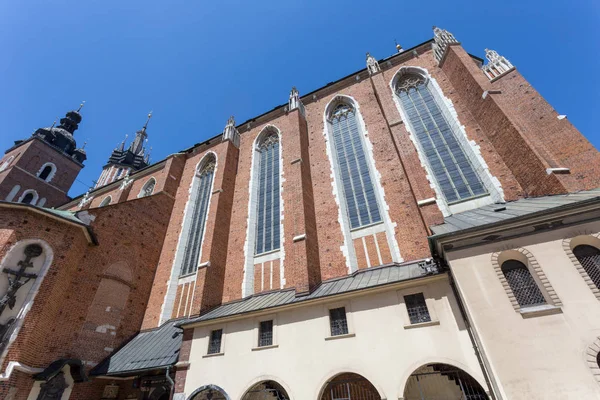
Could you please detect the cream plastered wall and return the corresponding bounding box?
[183,276,487,400]
[448,219,600,400]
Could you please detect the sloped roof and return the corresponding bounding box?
[91,318,183,376]
[430,189,600,236]
[182,259,436,327]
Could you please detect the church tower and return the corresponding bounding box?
[94,113,153,189]
[0,106,87,207]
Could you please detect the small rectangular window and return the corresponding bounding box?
[329,307,348,336]
[207,329,223,354]
[258,320,273,347]
[404,293,431,324]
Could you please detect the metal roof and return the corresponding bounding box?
[91,318,183,376]
[430,189,600,236]
[182,259,435,327]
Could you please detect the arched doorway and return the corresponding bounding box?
[242,380,290,400]
[404,363,488,400]
[189,385,230,400]
[320,373,381,400]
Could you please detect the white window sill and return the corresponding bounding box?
[404,320,440,329]
[325,333,355,341]
[251,344,279,351]
[519,304,562,319]
[202,352,224,358]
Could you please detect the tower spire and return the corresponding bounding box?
[129,112,151,155]
[142,111,152,131]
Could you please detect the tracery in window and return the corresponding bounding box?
[139,178,156,198]
[329,103,381,229]
[254,131,281,255]
[573,245,600,290]
[180,158,215,276]
[501,260,545,308]
[395,73,487,204]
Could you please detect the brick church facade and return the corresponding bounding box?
[1,27,600,399]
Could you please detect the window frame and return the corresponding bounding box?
[390,66,503,216]
[17,189,39,205]
[36,162,57,183]
[564,235,600,299]
[324,302,355,340]
[398,286,440,329]
[99,196,112,207]
[138,177,156,198]
[252,314,278,350]
[205,327,225,356]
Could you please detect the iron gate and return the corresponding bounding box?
[321,376,380,400]
[404,365,488,400]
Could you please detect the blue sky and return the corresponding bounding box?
[1,0,598,196]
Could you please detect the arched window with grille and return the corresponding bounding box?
[573,245,600,290]
[393,69,493,209]
[254,131,281,255]
[329,103,382,229]
[501,260,546,308]
[138,178,156,198]
[180,156,216,276]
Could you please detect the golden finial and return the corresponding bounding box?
[77,101,85,112]
[395,39,403,53]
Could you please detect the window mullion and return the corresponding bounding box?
[346,113,375,226]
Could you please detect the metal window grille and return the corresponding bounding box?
[501,260,546,307]
[141,179,156,197]
[329,307,349,336]
[180,161,215,276]
[258,320,273,347]
[573,245,600,290]
[404,293,431,324]
[396,75,487,204]
[255,133,281,255]
[330,104,382,229]
[207,329,222,354]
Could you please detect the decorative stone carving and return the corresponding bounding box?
[288,87,305,117]
[0,244,43,353]
[36,372,68,400]
[102,384,119,399]
[221,116,240,148]
[432,26,459,63]
[366,52,380,75]
[119,170,134,190]
[482,48,515,80]
[78,189,93,208]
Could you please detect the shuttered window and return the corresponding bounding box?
[396,75,487,203]
[330,104,382,229]
[180,159,215,276]
[255,132,281,255]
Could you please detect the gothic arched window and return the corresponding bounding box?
[254,131,281,255]
[180,157,216,275]
[139,178,156,198]
[395,73,487,204]
[99,196,112,207]
[501,260,546,308]
[573,245,600,290]
[329,103,381,229]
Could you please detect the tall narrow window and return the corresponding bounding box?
[207,329,223,354]
[573,245,600,290]
[21,193,34,205]
[330,103,381,229]
[501,260,546,308]
[329,307,349,336]
[395,74,487,204]
[38,165,52,181]
[258,320,273,347]
[404,293,431,324]
[255,132,280,255]
[180,160,215,276]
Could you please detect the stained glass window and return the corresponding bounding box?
[255,132,281,255]
[180,159,215,276]
[330,103,382,229]
[396,74,487,204]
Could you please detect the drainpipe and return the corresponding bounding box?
[446,263,502,400]
[166,366,175,400]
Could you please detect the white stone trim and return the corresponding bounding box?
[17,189,39,205]
[159,152,218,325]
[322,94,402,274]
[99,196,112,207]
[563,234,600,300]
[137,177,157,198]
[389,66,504,217]
[585,336,600,384]
[0,156,15,172]
[37,198,46,207]
[36,162,57,183]
[0,239,54,370]
[0,361,43,381]
[5,185,20,202]
[242,125,286,297]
